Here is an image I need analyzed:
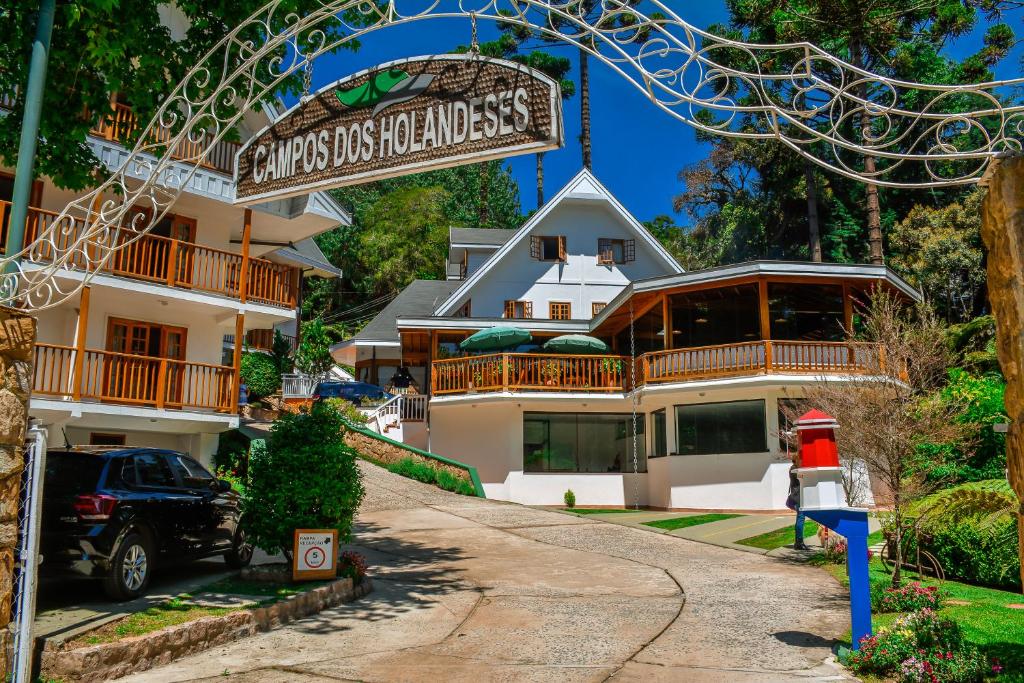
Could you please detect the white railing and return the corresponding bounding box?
[281,373,319,399]
[366,395,403,435]
[402,394,428,422]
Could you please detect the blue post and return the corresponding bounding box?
[804,508,872,649]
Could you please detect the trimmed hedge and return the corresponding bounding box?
[388,457,477,497]
[241,352,279,399]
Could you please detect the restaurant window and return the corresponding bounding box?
[597,238,635,265]
[777,398,808,453]
[530,235,566,262]
[592,302,607,316]
[669,284,760,348]
[675,400,767,455]
[523,413,646,473]
[614,303,663,354]
[768,283,844,341]
[549,302,571,320]
[651,410,667,458]
[504,300,533,319]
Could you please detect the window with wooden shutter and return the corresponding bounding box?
[532,236,565,262]
[505,300,533,319]
[592,302,607,316]
[624,238,635,262]
[549,302,571,320]
[597,238,634,264]
[557,235,566,261]
[522,301,533,318]
[529,235,541,259]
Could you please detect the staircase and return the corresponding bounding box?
[363,394,429,446]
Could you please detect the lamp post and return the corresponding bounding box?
[4,0,56,271]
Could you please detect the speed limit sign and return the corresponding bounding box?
[292,529,338,581]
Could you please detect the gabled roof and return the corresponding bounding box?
[433,169,684,316]
[269,238,342,278]
[449,227,515,248]
[345,280,461,344]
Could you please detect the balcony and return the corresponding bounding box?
[33,343,235,413]
[1,201,300,309]
[430,341,885,396]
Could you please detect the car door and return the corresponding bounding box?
[130,451,190,557]
[165,454,236,552]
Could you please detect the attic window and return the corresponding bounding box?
[592,302,607,316]
[454,300,471,318]
[530,235,566,262]
[549,302,571,320]
[597,238,635,265]
[504,300,533,319]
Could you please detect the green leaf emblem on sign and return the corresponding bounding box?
[335,69,410,109]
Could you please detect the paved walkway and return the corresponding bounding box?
[124,463,855,682]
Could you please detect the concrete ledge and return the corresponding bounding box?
[39,576,373,682]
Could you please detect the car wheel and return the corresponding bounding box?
[103,533,152,601]
[225,527,253,569]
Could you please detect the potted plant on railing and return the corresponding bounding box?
[600,357,623,375]
[539,359,563,386]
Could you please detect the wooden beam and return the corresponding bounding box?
[842,282,854,333]
[239,208,252,303]
[232,313,245,415]
[661,293,671,350]
[72,286,90,401]
[758,278,771,341]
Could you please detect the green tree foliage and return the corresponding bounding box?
[294,317,334,379]
[270,330,294,376]
[946,314,1000,375]
[0,1,366,190]
[240,352,279,400]
[243,403,364,555]
[214,429,251,478]
[889,191,986,322]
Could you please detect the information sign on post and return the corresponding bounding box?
[292,529,339,581]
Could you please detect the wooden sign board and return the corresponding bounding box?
[234,54,564,204]
[292,529,338,581]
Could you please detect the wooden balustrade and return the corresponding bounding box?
[4,201,298,308]
[432,353,629,395]
[430,342,884,396]
[33,343,234,413]
[91,103,240,176]
[245,329,276,351]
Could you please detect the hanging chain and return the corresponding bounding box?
[301,51,314,101]
[629,296,641,510]
[469,12,479,57]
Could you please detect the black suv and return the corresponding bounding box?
[41,448,252,600]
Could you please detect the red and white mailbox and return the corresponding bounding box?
[795,409,847,510]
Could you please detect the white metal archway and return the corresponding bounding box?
[2,0,1022,311]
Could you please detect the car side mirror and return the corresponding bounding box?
[213,479,233,493]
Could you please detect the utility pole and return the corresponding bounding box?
[4,0,56,269]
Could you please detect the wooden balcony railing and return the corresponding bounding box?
[430,341,885,396]
[3,201,299,308]
[432,353,630,395]
[91,103,240,176]
[33,343,235,413]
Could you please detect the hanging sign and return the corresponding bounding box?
[292,529,338,581]
[234,55,564,204]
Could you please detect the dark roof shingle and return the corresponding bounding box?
[449,227,514,247]
[352,280,461,343]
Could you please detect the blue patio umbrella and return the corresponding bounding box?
[459,326,532,352]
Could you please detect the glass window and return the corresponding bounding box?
[768,283,844,341]
[651,410,667,457]
[614,305,664,355]
[675,400,767,455]
[669,285,760,348]
[777,398,809,453]
[523,413,646,473]
[134,453,176,487]
[167,454,214,489]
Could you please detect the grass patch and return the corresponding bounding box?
[736,520,820,550]
[821,558,1024,682]
[378,456,477,496]
[68,597,234,647]
[642,513,741,531]
[201,577,329,599]
[564,508,645,515]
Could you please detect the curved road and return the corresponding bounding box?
[126,462,854,682]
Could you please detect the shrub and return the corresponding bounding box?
[874,582,943,613]
[386,457,476,496]
[216,468,246,496]
[564,489,576,508]
[214,429,250,476]
[339,550,367,582]
[241,352,280,399]
[325,398,369,425]
[243,402,364,555]
[848,610,989,683]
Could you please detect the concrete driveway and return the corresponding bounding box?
[124,463,854,682]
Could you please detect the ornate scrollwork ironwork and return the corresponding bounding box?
[3,0,1021,310]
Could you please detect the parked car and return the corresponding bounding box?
[41,448,252,600]
[313,380,391,406]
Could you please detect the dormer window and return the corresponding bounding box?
[597,238,635,265]
[530,235,566,262]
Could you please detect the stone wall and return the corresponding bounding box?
[980,154,1024,589]
[343,429,472,485]
[0,307,34,676]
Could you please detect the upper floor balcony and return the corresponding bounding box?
[430,340,887,396]
[1,200,300,309]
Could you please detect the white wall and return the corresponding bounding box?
[62,427,220,468]
[450,202,674,319]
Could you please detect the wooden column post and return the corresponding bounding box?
[238,209,252,303]
[758,278,772,372]
[843,282,855,368]
[979,153,1024,589]
[661,293,671,350]
[428,331,437,397]
[232,313,245,415]
[72,286,90,401]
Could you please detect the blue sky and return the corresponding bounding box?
[301,4,1022,223]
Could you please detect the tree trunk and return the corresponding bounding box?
[850,40,884,265]
[579,47,592,171]
[978,153,1024,591]
[478,162,489,226]
[804,160,822,262]
[891,508,903,587]
[536,152,545,208]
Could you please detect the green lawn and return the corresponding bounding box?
[822,557,1024,682]
[564,508,645,515]
[642,513,741,531]
[736,520,820,550]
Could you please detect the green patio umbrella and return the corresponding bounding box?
[542,334,610,355]
[459,326,532,352]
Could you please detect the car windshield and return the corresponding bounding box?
[44,452,107,495]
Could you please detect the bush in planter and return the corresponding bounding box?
[874,581,943,613]
[243,402,364,555]
[325,398,369,426]
[241,352,280,399]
